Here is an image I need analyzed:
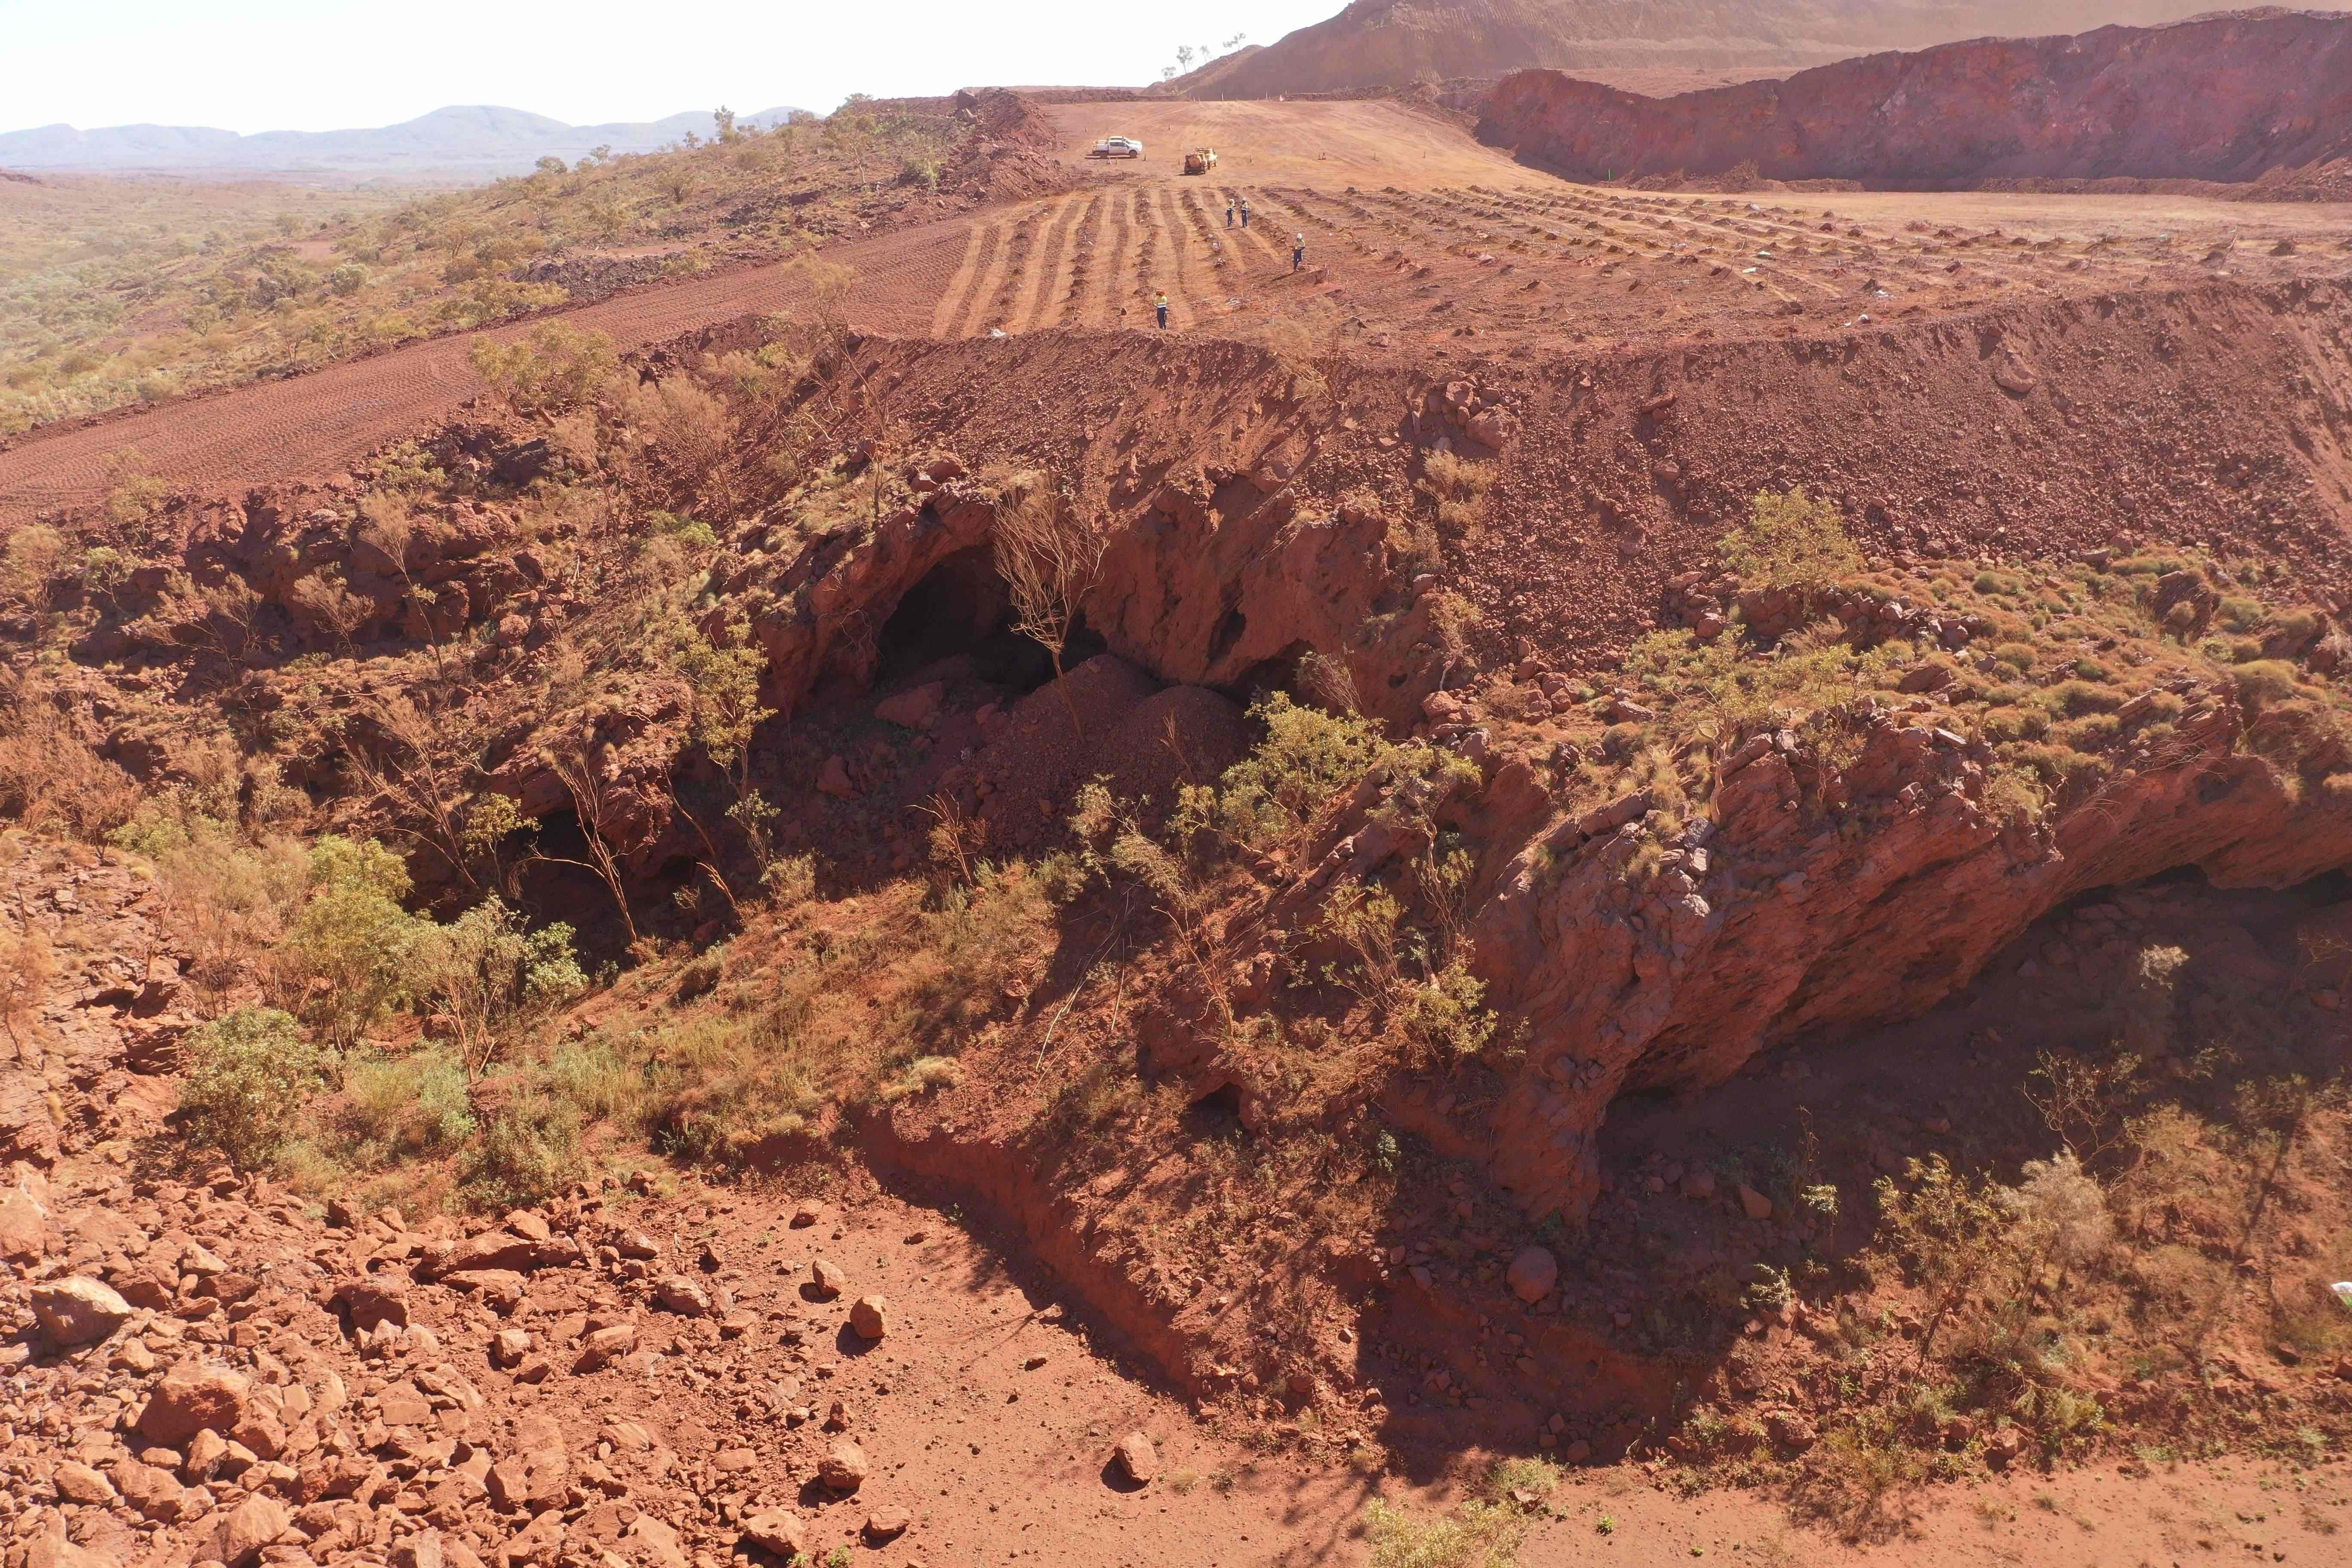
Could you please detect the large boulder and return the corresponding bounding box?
[139,1362,252,1444]
[107,1458,188,1522]
[1113,1430,1158,1484]
[0,1189,50,1261]
[653,1276,710,1317]
[573,1323,637,1373]
[1506,1247,1559,1305]
[51,1462,116,1505]
[624,1516,685,1568]
[443,1268,528,1314]
[334,1275,411,1332]
[486,1415,570,1513]
[740,1510,806,1558]
[23,1532,117,1568]
[818,1441,867,1493]
[426,1228,580,1278]
[204,1493,288,1568]
[30,1277,132,1345]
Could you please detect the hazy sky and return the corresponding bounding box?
[4,0,1342,133]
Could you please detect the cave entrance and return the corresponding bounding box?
[1183,1080,1246,1139]
[506,809,632,962]
[876,546,1010,680]
[1226,639,1357,716]
[871,545,1102,695]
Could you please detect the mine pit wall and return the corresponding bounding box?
[715,329,1448,731]
[66,285,2352,1403]
[1473,12,2352,187]
[1461,278,2352,668]
[585,284,2352,1397]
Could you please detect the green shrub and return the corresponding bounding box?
[1364,1496,1526,1568]
[1484,1456,1561,1505]
[2008,743,2099,790]
[1599,721,1644,760]
[341,1044,475,1157]
[2058,713,2122,748]
[469,322,619,416]
[1979,705,2045,743]
[1401,964,1498,1063]
[618,1011,826,1162]
[879,1054,962,1102]
[647,510,720,550]
[286,835,431,1052]
[542,1034,647,1124]
[1718,487,1861,588]
[1216,692,1399,848]
[2217,596,2264,634]
[1993,642,2038,672]
[180,1007,323,1167]
[2272,608,2321,648]
[411,896,586,1076]
[2040,680,2123,718]
[2234,661,2304,712]
[464,1091,582,1206]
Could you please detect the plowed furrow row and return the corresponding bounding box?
[1018,193,1090,332]
[931,221,991,338]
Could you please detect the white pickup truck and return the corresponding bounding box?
[1089,135,1145,159]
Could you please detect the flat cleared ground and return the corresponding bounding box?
[1039,99,1534,185]
[5,95,2350,520]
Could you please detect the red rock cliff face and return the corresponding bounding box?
[1467,704,2352,1223]
[1198,0,2220,99]
[1477,10,2352,185]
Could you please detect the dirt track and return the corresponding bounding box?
[5,97,2351,523]
[0,219,971,520]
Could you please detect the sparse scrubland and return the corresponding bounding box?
[3,288,2348,1547]
[0,98,982,437]
[6,56,2352,1554]
[0,178,420,435]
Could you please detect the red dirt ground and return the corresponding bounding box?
[13,839,2350,1568]
[12,91,2352,1568]
[6,98,2349,525]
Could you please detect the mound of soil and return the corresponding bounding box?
[1479,9,2352,186]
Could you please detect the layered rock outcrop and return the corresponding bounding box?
[1189,0,2219,101]
[1479,11,2352,186]
[1467,686,2352,1220]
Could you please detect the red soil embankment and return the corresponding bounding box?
[1478,9,2352,187]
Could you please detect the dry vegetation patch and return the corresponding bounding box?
[0,100,977,436]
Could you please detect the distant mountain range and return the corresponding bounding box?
[0,104,807,178]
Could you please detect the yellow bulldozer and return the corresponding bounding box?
[1182,147,1219,175]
